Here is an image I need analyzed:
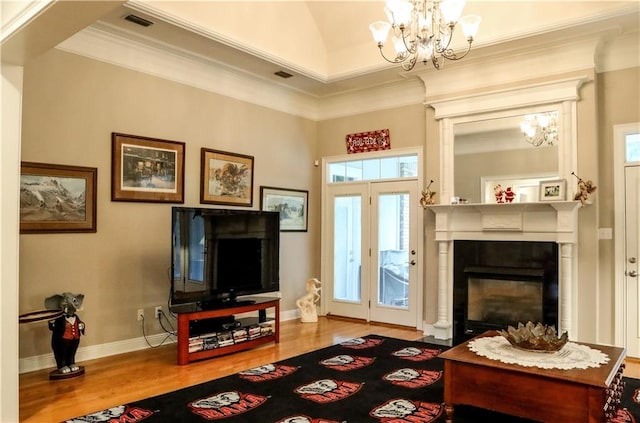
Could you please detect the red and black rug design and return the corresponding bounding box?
[64,335,640,423]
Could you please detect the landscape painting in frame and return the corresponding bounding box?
[200,148,254,206]
[20,162,97,233]
[111,133,185,203]
[260,186,308,232]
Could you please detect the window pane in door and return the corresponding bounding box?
[626,133,640,163]
[378,193,409,307]
[333,196,362,302]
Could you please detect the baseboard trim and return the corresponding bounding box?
[20,309,300,374]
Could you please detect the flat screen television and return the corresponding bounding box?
[169,207,280,311]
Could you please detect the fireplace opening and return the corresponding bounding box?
[465,266,545,334]
[453,241,558,345]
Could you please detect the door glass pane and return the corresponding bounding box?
[378,193,410,307]
[333,196,362,302]
[363,159,380,180]
[399,155,418,177]
[626,133,640,163]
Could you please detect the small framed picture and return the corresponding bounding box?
[201,148,254,206]
[260,186,308,232]
[111,133,185,203]
[20,162,97,233]
[539,179,566,201]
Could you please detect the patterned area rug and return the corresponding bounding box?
[65,335,640,422]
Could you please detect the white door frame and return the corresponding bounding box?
[320,147,424,329]
[613,122,640,347]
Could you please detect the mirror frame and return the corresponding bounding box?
[428,77,588,204]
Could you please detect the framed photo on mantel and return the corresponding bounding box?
[539,179,566,201]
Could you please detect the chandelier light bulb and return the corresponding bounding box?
[393,36,408,54]
[459,14,481,39]
[387,0,414,26]
[370,21,392,44]
[440,0,466,24]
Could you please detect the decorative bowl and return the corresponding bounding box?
[499,321,568,352]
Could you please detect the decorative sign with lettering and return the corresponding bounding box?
[345,129,391,154]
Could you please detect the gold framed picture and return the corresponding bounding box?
[20,162,97,234]
[200,148,254,207]
[111,132,185,203]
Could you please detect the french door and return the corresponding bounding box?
[324,180,421,327]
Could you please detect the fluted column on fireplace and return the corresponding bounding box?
[559,242,573,336]
[432,240,452,339]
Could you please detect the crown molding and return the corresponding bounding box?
[56,25,321,120]
[56,25,426,121]
[0,0,52,42]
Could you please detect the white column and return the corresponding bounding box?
[1,63,23,423]
[559,242,573,336]
[432,240,451,339]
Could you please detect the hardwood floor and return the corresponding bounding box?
[19,317,640,422]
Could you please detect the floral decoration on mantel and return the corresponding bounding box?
[571,171,597,206]
[468,336,609,370]
[420,180,437,208]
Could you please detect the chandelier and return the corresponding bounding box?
[369,0,481,71]
[520,112,558,147]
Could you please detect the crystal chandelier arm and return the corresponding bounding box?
[376,44,411,65]
[439,38,472,60]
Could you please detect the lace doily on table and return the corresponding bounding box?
[468,336,610,370]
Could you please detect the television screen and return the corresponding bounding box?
[170,207,279,310]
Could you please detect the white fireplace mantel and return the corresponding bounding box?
[427,201,583,340]
[429,201,582,243]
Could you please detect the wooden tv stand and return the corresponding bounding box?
[174,296,280,365]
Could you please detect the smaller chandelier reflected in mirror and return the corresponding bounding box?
[520,111,559,147]
[369,0,481,71]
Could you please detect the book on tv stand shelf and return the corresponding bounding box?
[176,296,280,364]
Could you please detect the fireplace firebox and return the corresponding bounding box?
[453,240,558,345]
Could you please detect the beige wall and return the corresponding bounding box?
[19,49,319,358]
[596,67,640,340]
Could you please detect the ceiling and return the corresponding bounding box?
[2,1,639,97]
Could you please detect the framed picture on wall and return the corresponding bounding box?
[200,148,254,206]
[20,162,97,233]
[111,133,185,203]
[260,186,308,232]
[539,179,566,201]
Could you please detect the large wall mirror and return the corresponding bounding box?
[454,107,561,203]
[428,77,586,204]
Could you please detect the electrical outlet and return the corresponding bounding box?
[137,309,144,321]
[155,306,162,319]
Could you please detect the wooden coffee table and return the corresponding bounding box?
[439,331,626,422]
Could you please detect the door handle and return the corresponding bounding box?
[628,270,638,277]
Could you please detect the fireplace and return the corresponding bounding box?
[428,202,580,342]
[453,240,558,344]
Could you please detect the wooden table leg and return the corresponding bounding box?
[445,404,454,423]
